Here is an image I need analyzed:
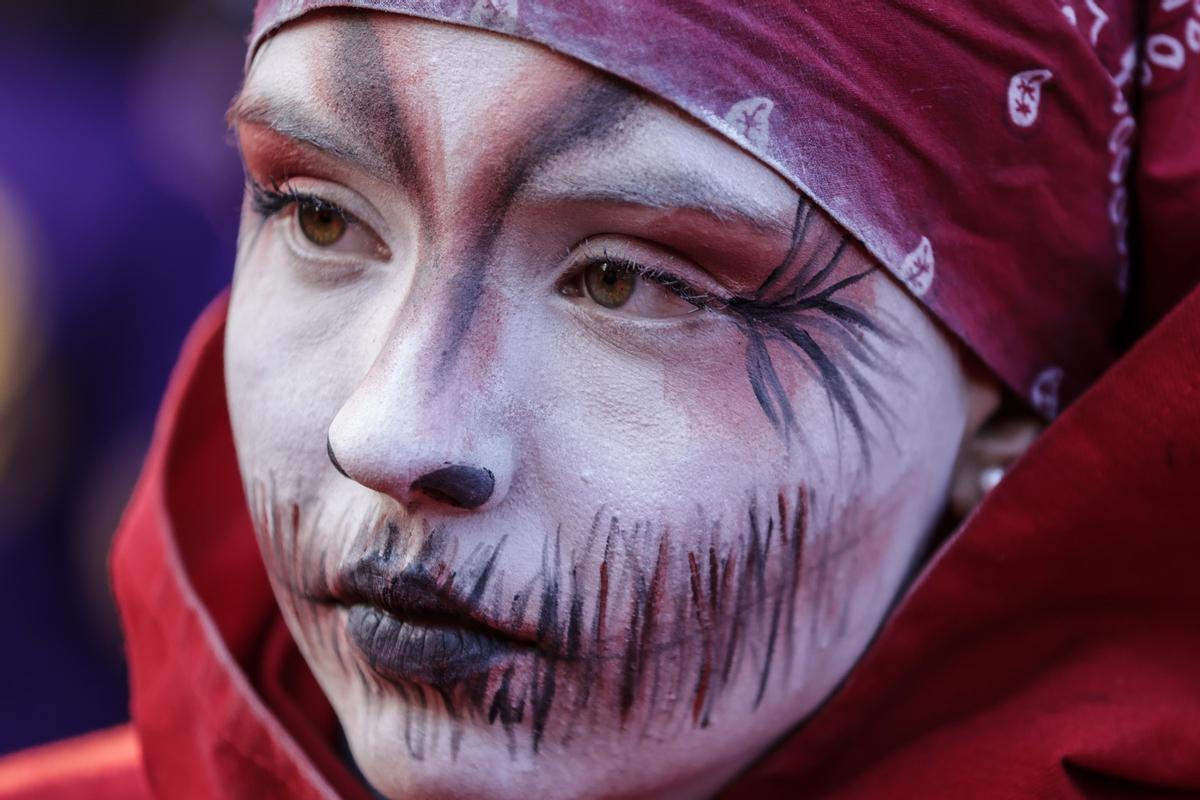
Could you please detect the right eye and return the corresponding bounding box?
[251,182,392,263]
[296,198,348,247]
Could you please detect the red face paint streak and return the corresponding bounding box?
[252,466,838,761]
[596,559,609,653]
[431,70,600,229]
[573,205,795,295]
[237,123,336,187]
[688,550,714,724]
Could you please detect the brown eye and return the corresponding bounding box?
[297,200,347,247]
[583,260,637,308]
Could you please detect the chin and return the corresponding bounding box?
[334,680,768,800]
[347,721,585,800]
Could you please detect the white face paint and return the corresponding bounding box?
[226,12,974,800]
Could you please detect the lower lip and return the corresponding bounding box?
[345,605,527,685]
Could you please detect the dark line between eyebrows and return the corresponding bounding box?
[230,16,424,191]
[330,15,421,193]
[500,81,642,217]
[433,81,641,383]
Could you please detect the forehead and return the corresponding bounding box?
[249,13,589,150]
[237,11,796,226]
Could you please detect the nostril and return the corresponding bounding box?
[411,465,495,510]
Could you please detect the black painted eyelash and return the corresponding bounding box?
[637,263,723,309]
[567,225,891,457]
[721,200,896,460]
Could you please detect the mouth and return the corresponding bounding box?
[333,558,539,686]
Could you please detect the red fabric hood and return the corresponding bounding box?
[110,285,1200,798]
[109,293,370,800]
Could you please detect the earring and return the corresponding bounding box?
[979,464,1006,494]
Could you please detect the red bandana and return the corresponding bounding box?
[249,0,1200,416]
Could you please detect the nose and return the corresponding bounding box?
[324,362,512,513]
[329,431,498,509]
[327,420,510,512]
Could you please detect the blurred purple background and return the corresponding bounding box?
[0,0,251,753]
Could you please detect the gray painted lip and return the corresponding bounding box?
[333,559,539,686]
[346,604,530,686]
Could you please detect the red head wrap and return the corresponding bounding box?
[249,0,1200,417]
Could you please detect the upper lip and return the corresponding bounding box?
[330,557,539,649]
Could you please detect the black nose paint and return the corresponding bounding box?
[412,465,495,509]
[327,436,351,479]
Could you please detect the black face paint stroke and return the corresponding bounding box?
[327,435,351,479]
[723,199,900,461]
[432,82,640,384]
[330,15,421,195]
[319,18,643,395]
[245,478,884,764]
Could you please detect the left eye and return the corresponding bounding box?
[571,257,707,319]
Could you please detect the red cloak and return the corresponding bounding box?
[0,282,1197,799]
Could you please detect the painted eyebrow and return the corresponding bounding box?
[228,93,408,182]
[230,90,789,236]
[521,166,795,236]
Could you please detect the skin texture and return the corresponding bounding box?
[225,12,999,800]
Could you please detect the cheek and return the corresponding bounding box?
[655,321,854,472]
[658,321,772,446]
[809,472,922,644]
[226,237,389,477]
[521,323,776,524]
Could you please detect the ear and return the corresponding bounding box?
[947,349,1043,520]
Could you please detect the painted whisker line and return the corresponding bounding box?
[249,481,845,760]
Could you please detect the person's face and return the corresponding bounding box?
[227,12,974,799]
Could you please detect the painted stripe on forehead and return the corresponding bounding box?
[325,14,420,193]
[432,80,639,387]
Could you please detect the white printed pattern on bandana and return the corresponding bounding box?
[1030,366,1065,418]
[1109,1,1200,290]
[1107,43,1139,290]
[1007,69,1054,128]
[724,97,774,149]
[1059,0,1110,44]
[1137,1,1200,87]
[469,0,519,33]
[897,236,935,297]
